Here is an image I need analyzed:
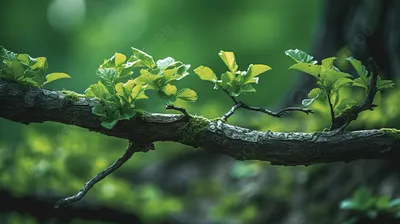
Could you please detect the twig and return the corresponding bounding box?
[329,57,380,130]
[217,84,313,121]
[165,104,189,117]
[54,141,154,208]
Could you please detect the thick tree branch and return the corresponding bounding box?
[1,79,400,166]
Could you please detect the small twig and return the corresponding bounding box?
[326,93,335,124]
[217,84,313,121]
[217,83,238,104]
[54,141,154,208]
[241,104,314,117]
[329,57,380,131]
[165,104,189,117]
[221,102,242,121]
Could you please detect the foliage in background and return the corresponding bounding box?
[340,187,400,224]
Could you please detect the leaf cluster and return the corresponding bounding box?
[85,48,197,129]
[286,49,395,117]
[340,187,400,222]
[0,46,70,87]
[194,51,271,97]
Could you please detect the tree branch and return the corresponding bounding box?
[1,79,400,166]
[55,142,154,208]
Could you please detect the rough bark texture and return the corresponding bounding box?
[1,79,399,166]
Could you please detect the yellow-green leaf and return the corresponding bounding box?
[219,51,238,73]
[289,63,321,78]
[243,64,271,84]
[114,53,127,67]
[162,83,177,96]
[194,66,217,82]
[44,72,71,85]
[177,88,197,101]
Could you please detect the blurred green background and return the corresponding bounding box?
[1,0,400,224]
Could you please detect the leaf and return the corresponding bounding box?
[130,84,146,100]
[176,88,198,101]
[240,84,256,94]
[285,49,315,63]
[334,98,358,114]
[175,64,191,80]
[131,47,156,69]
[17,54,32,66]
[114,53,126,67]
[307,88,322,98]
[242,64,271,84]
[30,57,48,71]
[333,77,353,90]
[92,104,107,117]
[134,69,162,90]
[352,77,368,89]
[302,97,318,107]
[162,83,177,96]
[85,81,111,101]
[43,72,71,86]
[376,196,390,209]
[156,57,175,71]
[289,63,321,78]
[347,57,368,77]
[220,71,234,89]
[219,50,238,73]
[389,198,400,207]
[321,57,336,69]
[96,68,118,93]
[194,66,217,82]
[377,79,395,91]
[340,199,357,210]
[101,120,118,129]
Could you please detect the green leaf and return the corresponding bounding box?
[308,88,322,98]
[6,60,25,79]
[131,47,156,69]
[321,57,336,69]
[43,72,71,86]
[156,57,175,71]
[175,64,191,80]
[289,63,321,78]
[302,97,318,106]
[30,57,48,71]
[17,54,32,66]
[85,81,111,101]
[194,66,217,82]
[389,198,400,207]
[376,196,390,209]
[92,104,107,117]
[353,77,368,89]
[134,69,161,90]
[285,49,315,63]
[347,57,368,77]
[96,68,118,92]
[242,64,271,84]
[240,84,256,94]
[334,98,358,115]
[162,83,177,96]
[176,88,198,101]
[101,120,118,129]
[333,77,353,90]
[114,53,126,67]
[219,51,238,73]
[340,199,357,210]
[220,71,234,89]
[377,79,395,91]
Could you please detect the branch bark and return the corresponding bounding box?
[1,79,400,166]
